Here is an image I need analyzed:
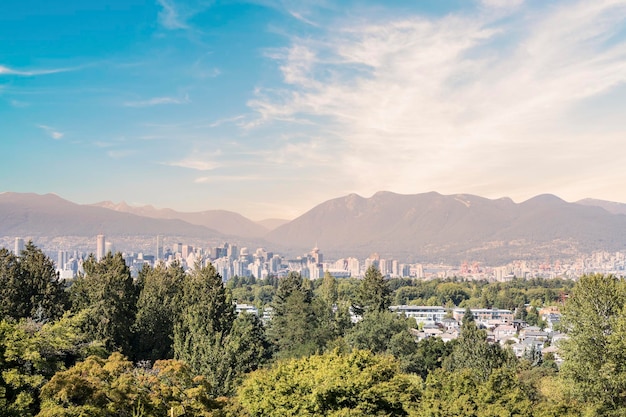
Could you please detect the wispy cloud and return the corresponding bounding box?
[249,0,626,201]
[124,94,190,107]
[0,64,76,76]
[194,174,266,183]
[157,0,212,30]
[165,154,222,171]
[207,115,246,128]
[37,125,64,140]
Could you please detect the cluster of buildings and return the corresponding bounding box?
[392,305,566,362]
[7,234,626,282]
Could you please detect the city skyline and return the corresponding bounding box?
[3,0,626,219]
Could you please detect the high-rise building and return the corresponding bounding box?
[14,237,24,256]
[57,250,67,270]
[96,234,105,261]
[105,241,114,256]
[156,235,163,260]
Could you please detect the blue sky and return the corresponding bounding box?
[2,0,626,220]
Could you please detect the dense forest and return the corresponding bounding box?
[1,242,624,416]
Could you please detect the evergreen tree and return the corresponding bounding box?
[352,265,391,317]
[0,243,68,321]
[444,315,510,381]
[133,262,185,362]
[267,271,319,358]
[69,252,137,354]
[560,273,626,414]
[173,263,236,394]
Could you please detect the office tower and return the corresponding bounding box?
[105,241,114,256]
[156,235,163,260]
[57,250,67,270]
[96,234,105,261]
[182,244,193,259]
[14,237,24,256]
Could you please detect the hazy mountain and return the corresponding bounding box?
[265,191,626,263]
[256,218,290,231]
[92,201,269,238]
[0,192,221,239]
[575,198,626,215]
[4,191,626,263]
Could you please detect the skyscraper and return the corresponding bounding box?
[156,235,163,260]
[14,237,24,256]
[96,234,105,261]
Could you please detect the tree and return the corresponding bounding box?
[133,263,185,362]
[69,253,137,354]
[444,315,512,381]
[224,312,272,377]
[559,273,626,414]
[237,349,421,417]
[352,265,390,317]
[0,313,97,417]
[346,309,427,374]
[37,353,223,417]
[267,272,319,358]
[413,337,454,380]
[0,243,68,321]
[173,263,237,396]
[418,367,533,417]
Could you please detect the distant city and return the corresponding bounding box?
[8,234,626,282]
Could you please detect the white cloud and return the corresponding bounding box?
[37,125,64,140]
[157,0,189,29]
[0,64,75,76]
[249,0,626,201]
[166,155,221,171]
[156,0,212,30]
[480,0,524,9]
[207,115,245,128]
[124,94,190,107]
[194,175,266,183]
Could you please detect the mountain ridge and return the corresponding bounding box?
[2,191,626,263]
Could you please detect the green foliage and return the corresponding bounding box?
[0,313,96,417]
[412,337,454,380]
[345,310,421,373]
[69,253,137,354]
[352,266,391,317]
[436,282,470,306]
[173,264,270,397]
[444,318,513,381]
[0,243,68,321]
[419,367,533,417]
[133,263,186,361]
[559,273,626,414]
[37,352,223,417]
[173,263,237,396]
[267,272,320,359]
[237,349,421,417]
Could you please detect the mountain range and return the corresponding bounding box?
[1,191,625,263]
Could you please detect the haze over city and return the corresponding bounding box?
[3,0,626,219]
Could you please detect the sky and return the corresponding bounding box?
[2,0,626,220]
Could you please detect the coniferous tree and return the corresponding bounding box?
[268,271,319,358]
[0,243,67,321]
[173,263,236,395]
[444,313,511,381]
[69,252,137,354]
[352,265,391,317]
[133,262,185,362]
[560,273,626,414]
